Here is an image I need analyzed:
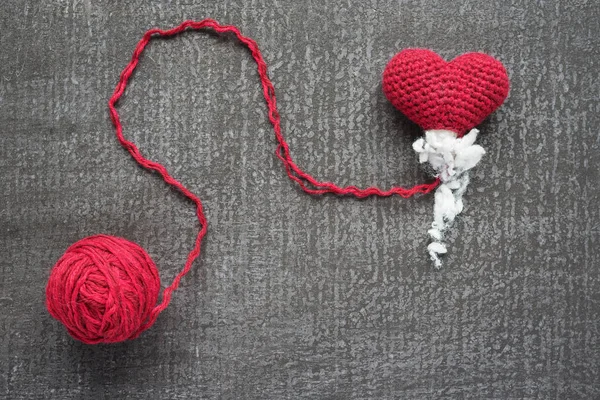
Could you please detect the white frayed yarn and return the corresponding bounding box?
[413,129,485,268]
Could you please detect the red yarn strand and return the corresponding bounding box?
[108,19,440,332]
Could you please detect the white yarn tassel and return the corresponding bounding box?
[413,129,485,268]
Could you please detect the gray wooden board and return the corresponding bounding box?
[0,0,599,398]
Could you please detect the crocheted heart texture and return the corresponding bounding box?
[382,49,510,136]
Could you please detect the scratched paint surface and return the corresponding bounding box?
[0,1,599,399]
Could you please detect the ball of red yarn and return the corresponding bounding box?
[46,235,161,344]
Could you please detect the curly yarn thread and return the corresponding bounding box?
[46,19,439,344]
[413,129,486,268]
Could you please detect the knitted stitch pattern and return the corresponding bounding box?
[382,49,510,136]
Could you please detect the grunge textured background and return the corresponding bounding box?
[1,1,599,398]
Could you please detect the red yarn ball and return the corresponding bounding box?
[46,235,161,344]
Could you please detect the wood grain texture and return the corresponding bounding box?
[0,0,599,398]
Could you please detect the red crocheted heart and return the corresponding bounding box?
[382,49,509,136]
